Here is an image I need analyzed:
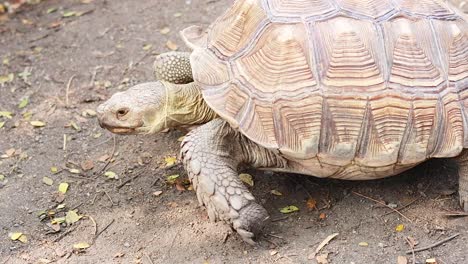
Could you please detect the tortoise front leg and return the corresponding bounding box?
[154,51,193,84]
[455,149,468,211]
[181,119,285,244]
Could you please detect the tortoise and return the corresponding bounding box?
[97,0,468,244]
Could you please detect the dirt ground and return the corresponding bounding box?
[1,0,468,263]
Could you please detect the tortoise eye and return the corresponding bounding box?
[116,108,129,119]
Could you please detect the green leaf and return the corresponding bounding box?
[18,97,29,109]
[51,217,66,224]
[58,182,69,194]
[166,174,179,184]
[280,205,299,214]
[42,176,53,186]
[0,174,5,181]
[0,111,13,119]
[65,210,82,224]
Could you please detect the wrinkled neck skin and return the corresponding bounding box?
[151,82,218,133]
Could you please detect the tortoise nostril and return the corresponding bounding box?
[116,108,129,119]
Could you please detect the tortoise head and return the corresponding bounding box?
[97,82,168,135]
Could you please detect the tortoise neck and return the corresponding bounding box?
[164,82,218,128]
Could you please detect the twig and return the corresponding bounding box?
[144,253,154,264]
[122,49,153,76]
[53,225,78,242]
[352,191,412,223]
[87,215,98,236]
[315,233,339,255]
[65,75,76,108]
[89,66,102,87]
[381,197,420,217]
[97,135,116,175]
[104,191,115,206]
[165,228,181,260]
[266,233,284,240]
[2,255,11,264]
[63,134,67,151]
[271,216,289,222]
[405,234,460,254]
[94,219,115,242]
[405,237,416,264]
[222,232,230,243]
[117,171,144,189]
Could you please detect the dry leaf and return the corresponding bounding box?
[316,253,329,264]
[306,198,317,209]
[42,177,53,186]
[166,174,179,184]
[426,258,437,264]
[270,190,282,196]
[319,213,326,220]
[30,120,46,127]
[160,27,170,34]
[239,173,254,186]
[358,242,369,247]
[81,160,94,171]
[166,40,178,51]
[397,256,408,264]
[153,191,163,196]
[73,242,90,250]
[69,168,80,174]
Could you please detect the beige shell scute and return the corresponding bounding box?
[183,0,468,180]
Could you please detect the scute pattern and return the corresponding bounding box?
[267,0,336,18]
[236,24,317,94]
[185,0,468,179]
[336,0,395,18]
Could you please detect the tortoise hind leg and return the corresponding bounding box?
[154,51,193,84]
[455,149,468,211]
[181,119,285,244]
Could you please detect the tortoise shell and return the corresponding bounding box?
[182,0,468,179]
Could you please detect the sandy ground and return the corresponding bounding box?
[0,0,468,263]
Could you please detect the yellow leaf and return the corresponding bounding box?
[359,242,369,247]
[164,156,177,167]
[0,174,4,181]
[0,73,14,85]
[280,205,299,214]
[0,111,13,119]
[104,171,118,179]
[30,120,46,127]
[173,12,182,17]
[65,210,82,224]
[73,242,90,249]
[69,168,80,174]
[10,232,23,240]
[50,166,58,173]
[18,234,28,243]
[58,182,69,194]
[42,177,53,186]
[0,121,4,129]
[239,173,254,186]
[271,190,282,196]
[177,136,185,142]
[395,224,405,232]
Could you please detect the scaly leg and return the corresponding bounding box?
[181,119,287,244]
[154,51,193,84]
[455,149,468,211]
